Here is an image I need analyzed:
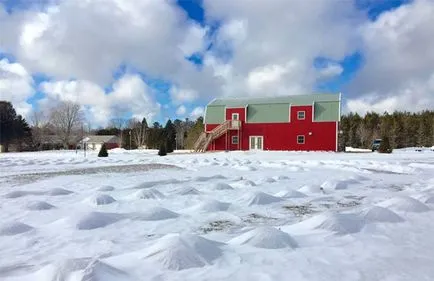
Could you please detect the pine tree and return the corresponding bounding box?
[158,142,167,156]
[163,119,176,153]
[378,135,393,153]
[98,143,109,157]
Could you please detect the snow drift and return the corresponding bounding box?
[359,206,404,223]
[377,196,430,213]
[0,222,34,236]
[188,199,231,213]
[142,233,223,270]
[295,212,366,234]
[275,190,307,198]
[212,182,234,190]
[86,194,117,205]
[27,201,56,210]
[134,189,165,200]
[47,188,74,196]
[242,191,284,206]
[229,226,298,249]
[137,207,180,221]
[73,212,123,230]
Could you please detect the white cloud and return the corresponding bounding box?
[170,86,199,104]
[190,106,204,119]
[347,0,434,112]
[317,63,344,78]
[176,105,187,116]
[40,74,160,127]
[0,0,208,86]
[0,58,34,116]
[202,0,363,98]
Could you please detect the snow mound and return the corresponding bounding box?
[321,179,354,190]
[275,190,307,198]
[81,259,131,281]
[377,196,430,213]
[298,184,324,194]
[178,187,201,195]
[74,212,123,230]
[189,199,231,212]
[359,206,404,223]
[134,188,165,200]
[0,222,34,236]
[3,190,43,198]
[97,185,115,191]
[27,201,56,210]
[212,182,234,190]
[139,207,180,221]
[143,233,223,270]
[296,212,365,234]
[234,179,257,187]
[48,188,74,196]
[87,194,117,205]
[33,258,131,281]
[263,177,277,183]
[274,175,289,180]
[424,196,434,204]
[243,191,284,206]
[229,226,298,249]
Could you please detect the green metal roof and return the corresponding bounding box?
[207,93,340,107]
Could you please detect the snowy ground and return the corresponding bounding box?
[1,148,434,281]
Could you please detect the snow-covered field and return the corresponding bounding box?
[1,148,434,281]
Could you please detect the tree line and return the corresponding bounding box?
[0,100,206,152]
[339,110,434,150]
[2,99,432,153]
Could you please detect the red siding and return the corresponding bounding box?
[205,104,337,151]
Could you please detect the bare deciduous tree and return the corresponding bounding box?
[128,118,148,148]
[110,117,127,148]
[49,101,84,148]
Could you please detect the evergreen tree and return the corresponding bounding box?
[158,142,167,156]
[98,143,109,157]
[164,119,176,153]
[378,135,393,153]
[0,101,32,152]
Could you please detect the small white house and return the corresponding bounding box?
[81,135,120,151]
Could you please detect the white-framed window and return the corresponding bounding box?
[297,135,305,144]
[232,136,239,144]
[232,113,239,120]
[297,111,305,120]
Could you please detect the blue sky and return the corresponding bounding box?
[1,0,428,126]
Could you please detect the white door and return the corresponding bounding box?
[249,136,263,150]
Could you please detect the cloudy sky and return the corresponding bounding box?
[1,0,433,127]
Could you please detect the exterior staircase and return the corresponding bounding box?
[194,120,239,152]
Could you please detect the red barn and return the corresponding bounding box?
[195,93,341,152]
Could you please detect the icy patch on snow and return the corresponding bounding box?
[275,190,307,198]
[178,187,201,195]
[86,194,117,206]
[134,189,165,200]
[298,184,324,194]
[359,206,404,223]
[0,222,34,236]
[229,226,298,249]
[212,182,234,190]
[73,212,123,230]
[97,185,115,191]
[47,188,74,196]
[27,201,56,210]
[188,199,231,212]
[377,196,430,213]
[137,207,180,221]
[3,190,44,198]
[242,191,284,206]
[142,233,223,270]
[295,212,366,234]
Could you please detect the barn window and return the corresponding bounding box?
[297,135,305,144]
[232,113,239,120]
[232,136,239,144]
[297,111,305,120]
